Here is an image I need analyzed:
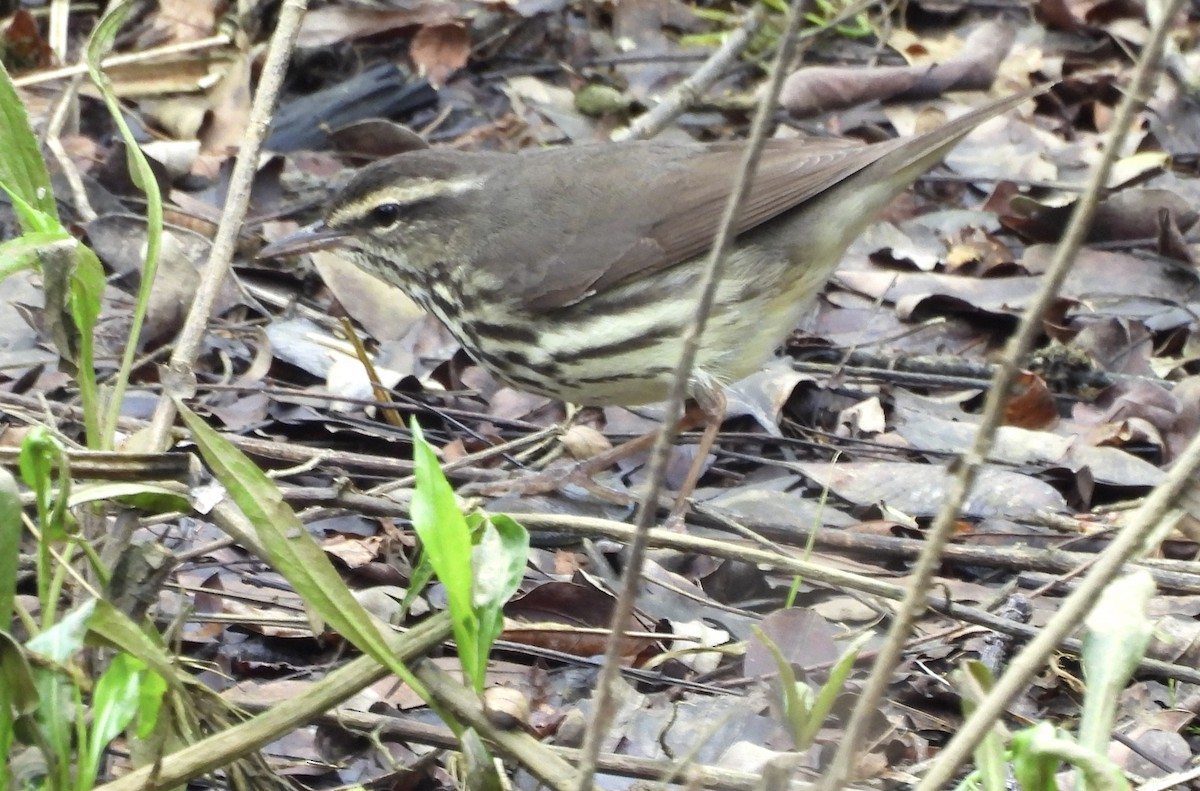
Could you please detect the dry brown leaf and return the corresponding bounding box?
[781,22,1015,117]
[200,49,253,154]
[410,23,470,89]
[1003,372,1058,429]
[146,0,224,46]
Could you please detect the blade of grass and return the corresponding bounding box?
[1,59,104,444]
[176,401,456,732]
[85,0,164,449]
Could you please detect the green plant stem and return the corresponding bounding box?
[84,0,164,450]
[92,612,454,791]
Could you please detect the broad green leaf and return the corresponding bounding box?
[471,514,528,683]
[176,401,448,727]
[134,665,167,739]
[82,654,150,790]
[0,62,57,219]
[27,602,97,790]
[27,600,96,662]
[410,417,481,687]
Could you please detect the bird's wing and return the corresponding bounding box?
[479,88,1041,313]
[481,137,899,313]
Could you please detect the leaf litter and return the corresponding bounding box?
[3,0,1200,787]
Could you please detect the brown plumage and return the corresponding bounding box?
[263,90,1038,410]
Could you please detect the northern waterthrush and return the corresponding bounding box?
[261,90,1037,482]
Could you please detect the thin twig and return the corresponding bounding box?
[144,2,307,449]
[916,411,1200,789]
[90,610,454,791]
[41,74,96,223]
[501,511,1200,686]
[48,0,70,64]
[574,5,809,788]
[819,1,1186,786]
[614,8,762,143]
[13,34,232,87]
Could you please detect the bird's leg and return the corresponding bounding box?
[514,403,582,470]
[666,388,726,524]
[464,404,714,510]
[557,409,701,500]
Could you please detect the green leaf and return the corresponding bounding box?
[20,427,73,612]
[1079,571,1154,756]
[1011,722,1061,791]
[39,238,84,376]
[18,425,58,513]
[87,600,184,689]
[750,624,810,747]
[0,230,69,280]
[0,631,39,715]
[473,514,528,612]
[87,0,164,448]
[471,514,528,682]
[69,482,190,514]
[86,2,157,200]
[0,630,39,791]
[70,244,106,446]
[82,654,152,790]
[26,602,97,790]
[958,661,1007,791]
[176,401,451,728]
[179,402,389,644]
[409,417,481,688]
[402,547,436,617]
[134,665,166,739]
[68,243,105,344]
[27,600,96,663]
[797,631,869,747]
[0,61,58,220]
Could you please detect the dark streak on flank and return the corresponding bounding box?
[469,345,558,378]
[569,366,673,385]
[503,372,554,392]
[552,326,677,365]
[561,280,678,319]
[465,320,541,345]
[501,349,536,367]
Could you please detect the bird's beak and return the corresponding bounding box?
[258,221,350,258]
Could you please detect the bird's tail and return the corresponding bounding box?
[792,85,1046,268]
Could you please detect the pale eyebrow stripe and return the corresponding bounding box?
[329,176,484,225]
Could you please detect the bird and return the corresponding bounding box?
[260,88,1040,498]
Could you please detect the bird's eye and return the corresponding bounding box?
[367,203,402,228]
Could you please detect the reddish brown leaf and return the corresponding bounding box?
[410,23,469,89]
